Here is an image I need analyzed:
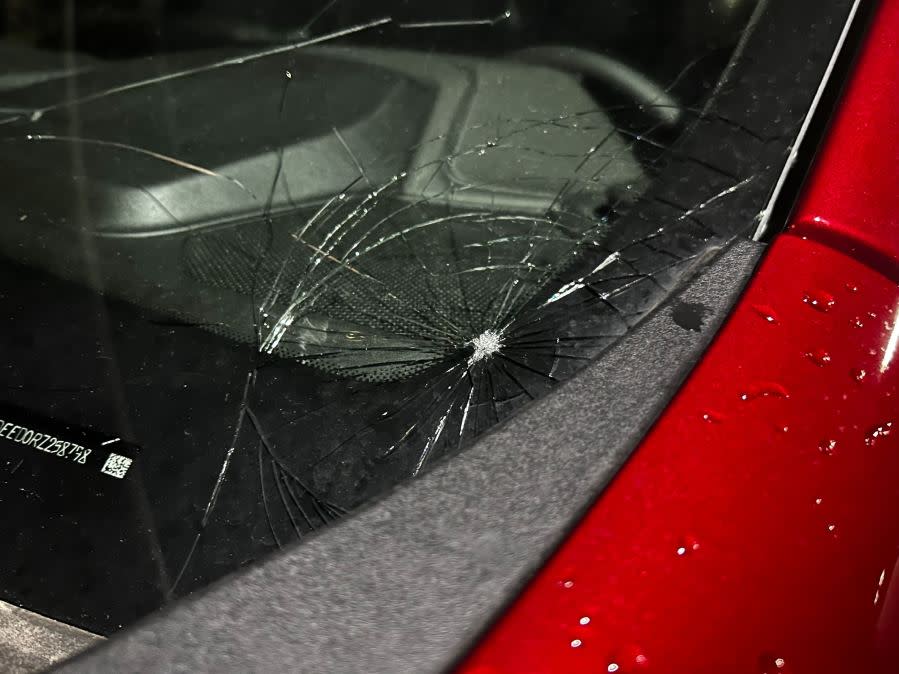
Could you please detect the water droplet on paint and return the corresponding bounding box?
[739,382,790,401]
[818,439,837,456]
[759,654,790,673]
[865,422,893,446]
[751,305,779,324]
[675,537,700,556]
[805,349,831,366]
[604,645,651,671]
[803,290,835,312]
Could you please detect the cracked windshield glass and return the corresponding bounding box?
[1,0,762,633]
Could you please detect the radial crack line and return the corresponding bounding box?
[27,17,393,120]
[399,10,511,29]
[332,127,373,188]
[21,134,251,193]
[675,176,754,222]
[171,371,254,593]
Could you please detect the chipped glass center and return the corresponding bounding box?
[469,329,503,364]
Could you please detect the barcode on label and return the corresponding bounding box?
[100,453,133,479]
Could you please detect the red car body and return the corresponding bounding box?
[460,1,899,672]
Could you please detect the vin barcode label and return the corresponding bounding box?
[0,403,137,480]
[100,453,133,479]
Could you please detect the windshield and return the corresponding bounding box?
[0,0,765,637]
